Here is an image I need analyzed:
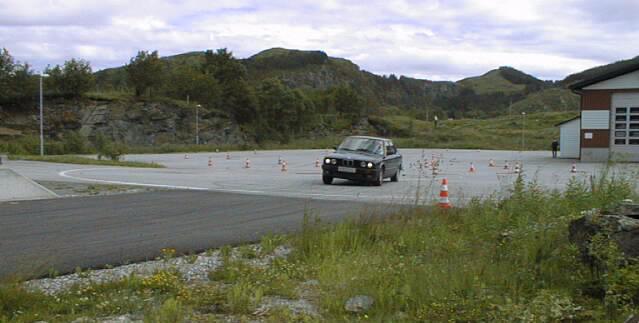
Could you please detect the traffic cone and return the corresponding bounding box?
[226,153,230,160]
[245,158,251,169]
[315,159,320,167]
[208,157,213,167]
[281,161,288,172]
[469,162,476,173]
[503,161,510,170]
[570,163,577,173]
[438,178,452,209]
[489,159,496,167]
[432,165,439,175]
[514,162,521,174]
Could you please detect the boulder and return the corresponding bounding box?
[569,200,639,261]
[345,295,374,313]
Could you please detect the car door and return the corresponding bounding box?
[384,141,401,174]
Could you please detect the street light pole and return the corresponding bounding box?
[521,112,526,152]
[196,104,201,145]
[39,73,49,156]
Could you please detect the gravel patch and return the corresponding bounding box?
[24,250,223,295]
[36,181,164,197]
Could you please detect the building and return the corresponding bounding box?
[555,116,580,158]
[569,62,639,162]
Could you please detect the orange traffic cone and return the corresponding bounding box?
[281,161,288,172]
[245,158,251,169]
[514,162,521,174]
[315,159,320,167]
[570,163,577,173]
[432,164,439,175]
[469,162,476,173]
[208,157,213,167]
[503,161,510,170]
[438,178,452,209]
[489,159,496,167]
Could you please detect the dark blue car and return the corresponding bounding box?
[321,136,402,186]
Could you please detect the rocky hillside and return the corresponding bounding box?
[0,98,245,147]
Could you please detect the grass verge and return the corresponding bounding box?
[8,155,164,168]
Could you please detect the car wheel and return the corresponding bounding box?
[322,176,333,185]
[391,169,399,182]
[373,168,384,186]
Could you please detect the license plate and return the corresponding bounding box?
[338,166,356,173]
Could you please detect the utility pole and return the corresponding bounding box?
[196,105,200,145]
[521,112,526,152]
[39,73,49,156]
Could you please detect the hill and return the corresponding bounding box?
[95,48,577,119]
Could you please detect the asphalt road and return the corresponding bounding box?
[9,149,637,205]
[0,190,381,279]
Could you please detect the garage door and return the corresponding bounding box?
[611,93,639,162]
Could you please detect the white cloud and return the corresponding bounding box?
[0,0,637,80]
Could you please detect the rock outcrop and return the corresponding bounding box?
[569,200,639,262]
[2,99,247,146]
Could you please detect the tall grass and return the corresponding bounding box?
[290,173,638,321]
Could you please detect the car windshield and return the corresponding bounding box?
[338,137,384,155]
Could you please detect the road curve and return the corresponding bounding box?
[0,190,381,279]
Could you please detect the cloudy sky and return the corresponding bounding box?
[1,0,638,81]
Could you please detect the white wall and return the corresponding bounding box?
[559,119,580,158]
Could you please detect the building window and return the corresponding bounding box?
[613,106,639,145]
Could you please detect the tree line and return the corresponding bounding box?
[123,48,365,143]
[0,47,366,143]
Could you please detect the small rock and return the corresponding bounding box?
[345,295,374,313]
[100,314,142,323]
[625,314,639,323]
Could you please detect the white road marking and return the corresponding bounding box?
[56,168,413,201]
[58,168,210,191]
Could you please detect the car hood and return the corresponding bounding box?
[324,150,383,162]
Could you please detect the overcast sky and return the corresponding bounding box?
[1,0,638,81]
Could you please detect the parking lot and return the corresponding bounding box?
[9,148,635,205]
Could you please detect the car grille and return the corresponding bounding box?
[341,160,355,167]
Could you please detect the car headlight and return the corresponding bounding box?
[367,162,373,168]
[325,158,331,164]
[331,159,337,165]
[360,161,367,168]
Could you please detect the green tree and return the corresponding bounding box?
[126,50,164,97]
[255,79,316,142]
[0,48,37,106]
[203,49,256,124]
[166,64,221,108]
[333,85,363,122]
[0,48,14,102]
[45,59,95,97]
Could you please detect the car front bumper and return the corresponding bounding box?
[321,165,380,182]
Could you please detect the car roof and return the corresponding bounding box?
[347,135,389,141]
